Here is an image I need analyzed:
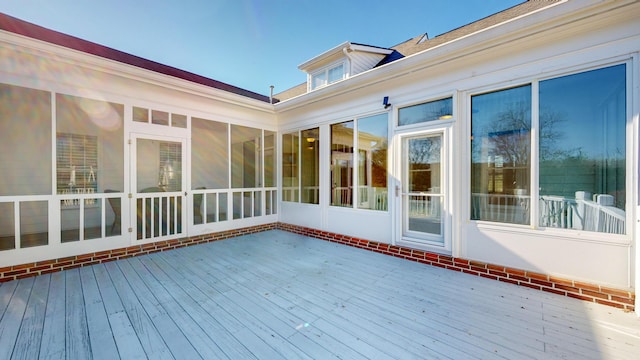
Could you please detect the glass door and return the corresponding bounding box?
[400,133,446,245]
[131,134,186,242]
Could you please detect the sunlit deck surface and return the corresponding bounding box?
[1,230,639,359]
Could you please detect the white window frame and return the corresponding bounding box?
[308,60,347,91]
[465,59,633,241]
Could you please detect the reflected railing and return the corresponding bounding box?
[539,192,625,234]
[471,193,531,225]
[471,192,625,234]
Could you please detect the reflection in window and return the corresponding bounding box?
[331,121,354,207]
[357,114,388,210]
[264,130,276,188]
[159,142,182,192]
[282,132,299,202]
[56,94,124,195]
[398,97,452,126]
[471,85,531,225]
[539,64,626,234]
[301,128,319,204]
[231,125,262,188]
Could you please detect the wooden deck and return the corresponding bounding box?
[1,230,639,359]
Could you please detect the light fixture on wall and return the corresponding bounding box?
[383,96,391,109]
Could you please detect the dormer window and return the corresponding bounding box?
[299,42,394,93]
[310,62,345,90]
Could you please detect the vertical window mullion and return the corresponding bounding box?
[531,81,540,228]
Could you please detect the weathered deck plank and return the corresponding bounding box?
[64,269,92,359]
[0,277,34,359]
[0,229,639,359]
[11,274,49,360]
[38,272,66,360]
[78,266,120,360]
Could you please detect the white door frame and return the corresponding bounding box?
[130,133,187,244]
[393,126,452,254]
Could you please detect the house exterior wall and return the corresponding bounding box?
[276,0,639,292]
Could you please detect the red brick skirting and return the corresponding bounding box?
[0,222,635,312]
[278,223,636,312]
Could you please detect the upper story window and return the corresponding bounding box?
[310,63,345,90]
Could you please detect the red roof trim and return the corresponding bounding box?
[0,12,273,103]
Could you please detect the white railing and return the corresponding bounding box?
[192,188,277,225]
[136,191,182,239]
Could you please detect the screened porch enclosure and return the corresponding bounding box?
[0,83,277,260]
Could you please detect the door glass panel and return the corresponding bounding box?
[331,121,354,207]
[136,138,183,240]
[404,135,443,240]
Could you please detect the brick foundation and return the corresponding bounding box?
[0,222,635,312]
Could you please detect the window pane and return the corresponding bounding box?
[159,142,182,192]
[282,132,299,202]
[151,110,169,126]
[0,84,52,195]
[0,202,15,250]
[331,121,354,207]
[399,97,452,126]
[471,85,531,225]
[231,125,261,188]
[171,113,187,128]
[136,139,182,192]
[133,106,148,123]
[328,64,344,83]
[21,201,48,248]
[357,114,388,210]
[312,72,326,90]
[264,130,276,187]
[56,94,124,194]
[192,118,228,189]
[301,128,319,204]
[539,64,626,234]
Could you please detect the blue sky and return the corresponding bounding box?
[1,0,522,96]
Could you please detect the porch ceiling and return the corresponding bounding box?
[1,230,639,359]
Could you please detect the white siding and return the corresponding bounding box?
[348,51,386,76]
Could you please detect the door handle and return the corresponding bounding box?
[395,185,400,197]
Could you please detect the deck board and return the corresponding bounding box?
[0,229,639,359]
[11,275,49,360]
[78,266,120,360]
[38,272,66,360]
[0,278,34,359]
